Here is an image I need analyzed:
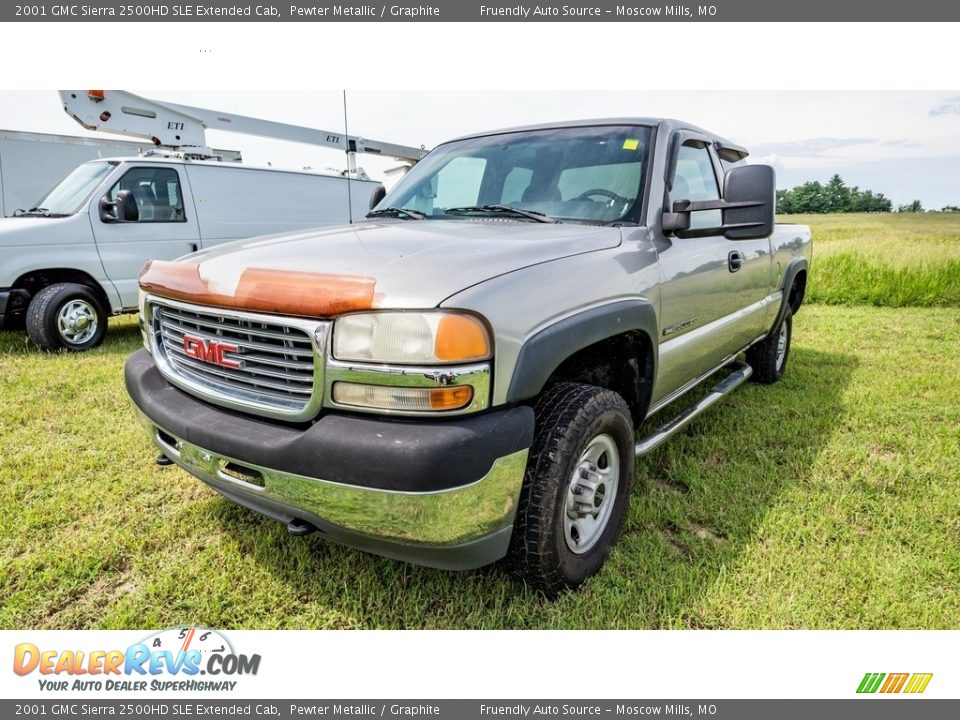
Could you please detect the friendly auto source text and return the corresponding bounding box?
[480,5,713,17]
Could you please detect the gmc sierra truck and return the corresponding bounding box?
[125,118,811,594]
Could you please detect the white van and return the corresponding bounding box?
[0,155,382,351]
[0,128,241,219]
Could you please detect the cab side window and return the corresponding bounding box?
[106,167,185,222]
[433,156,487,211]
[670,142,721,230]
[500,166,533,206]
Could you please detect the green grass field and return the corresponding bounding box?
[788,212,960,306]
[1,213,958,629]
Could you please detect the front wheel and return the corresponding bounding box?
[507,382,635,595]
[26,283,108,352]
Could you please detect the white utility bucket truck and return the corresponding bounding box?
[0,90,424,351]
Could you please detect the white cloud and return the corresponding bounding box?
[749,138,875,157]
[930,96,960,116]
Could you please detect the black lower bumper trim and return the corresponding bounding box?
[125,349,535,493]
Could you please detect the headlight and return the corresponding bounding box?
[333,311,492,365]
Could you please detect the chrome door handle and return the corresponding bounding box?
[728,250,743,273]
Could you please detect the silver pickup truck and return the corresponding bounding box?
[125,118,811,594]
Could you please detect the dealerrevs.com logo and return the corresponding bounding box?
[857,673,933,694]
[13,627,261,692]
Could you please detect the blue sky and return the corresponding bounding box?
[2,90,958,209]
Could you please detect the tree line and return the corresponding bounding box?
[776,175,892,213]
[775,174,953,213]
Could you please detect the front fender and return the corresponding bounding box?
[505,299,659,403]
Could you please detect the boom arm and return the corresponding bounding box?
[58,90,426,163]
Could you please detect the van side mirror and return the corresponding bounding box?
[99,190,139,223]
[369,185,387,210]
[662,165,775,240]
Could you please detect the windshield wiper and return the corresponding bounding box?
[444,205,558,223]
[366,207,426,220]
[13,207,56,217]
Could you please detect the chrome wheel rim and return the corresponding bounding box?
[57,299,98,345]
[563,433,620,555]
[775,322,788,371]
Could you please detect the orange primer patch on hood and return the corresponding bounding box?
[138,260,377,317]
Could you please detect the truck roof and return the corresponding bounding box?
[446,117,748,157]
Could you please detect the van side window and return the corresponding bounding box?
[106,167,185,223]
[670,142,721,230]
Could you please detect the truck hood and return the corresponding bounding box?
[181,220,623,309]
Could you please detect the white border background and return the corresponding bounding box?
[1,19,957,701]
[3,630,958,699]
[0,22,956,91]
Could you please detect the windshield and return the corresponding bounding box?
[374,125,652,224]
[25,161,116,216]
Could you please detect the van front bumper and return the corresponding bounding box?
[0,288,29,330]
[125,349,534,570]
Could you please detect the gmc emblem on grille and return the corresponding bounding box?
[182,334,240,369]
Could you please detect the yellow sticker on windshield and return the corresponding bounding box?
[622,138,640,150]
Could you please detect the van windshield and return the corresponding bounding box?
[18,161,117,217]
[372,125,652,225]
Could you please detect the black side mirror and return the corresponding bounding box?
[369,185,387,210]
[662,164,775,240]
[99,190,139,223]
[117,190,139,222]
[721,165,774,240]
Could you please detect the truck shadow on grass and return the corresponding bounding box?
[209,346,857,629]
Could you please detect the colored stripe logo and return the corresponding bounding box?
[857,672,933,694]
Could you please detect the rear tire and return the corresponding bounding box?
[746,306,792,384]
[508,382,635,595]
[26,283,107,352]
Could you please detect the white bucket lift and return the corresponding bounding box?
[58,89,426,169]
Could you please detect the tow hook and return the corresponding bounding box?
[156,454,173,466]
[286,519,317,537]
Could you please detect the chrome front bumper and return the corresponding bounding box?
[136,411,529,570]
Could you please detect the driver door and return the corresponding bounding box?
[91,164,200,310]
[653,138,751,405]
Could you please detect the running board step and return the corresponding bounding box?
[635,360,753,456]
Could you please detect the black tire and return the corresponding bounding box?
[507,382,635,595]
[26,283,108,352]
[746,306,793,384]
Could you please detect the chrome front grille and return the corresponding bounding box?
[148,297,325,421]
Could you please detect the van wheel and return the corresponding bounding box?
[508,382,634,596]
[746,306,792,384]
[26,283,107,352]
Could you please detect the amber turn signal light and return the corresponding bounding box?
[428,386,474,410]
[434,314,491,362]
